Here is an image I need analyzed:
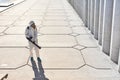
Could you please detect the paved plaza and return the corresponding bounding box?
[0,0,120,80]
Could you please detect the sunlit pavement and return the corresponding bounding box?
[0,0,120,80]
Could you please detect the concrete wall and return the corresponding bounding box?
[94,0,100,40]
[68,0,120,72]
[68,0,87,24]
[110,0,120,64]
[98,0,104,45]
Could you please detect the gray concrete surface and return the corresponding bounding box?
[93,0,100,40]
[98,0,104,45]
[110,0,120,64]
[90,0,94,34]
[102,0,114,55]
[0,0,120,80]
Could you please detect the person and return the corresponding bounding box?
[25,21,41,62]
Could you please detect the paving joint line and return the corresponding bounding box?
[0,46,76,48]
[0,57,30,70]
[77,64,86,69]
[79,50,87,64]
[2,27,10,33]
[15,64,28,70]
[77,48,112,70]
[0,68,16,70]
[81,46,99,49]
[38,33,72,35]
[27,64,86,71]
[0,46,27,48]
[86,64,111,70]
[0,64,27,70]
[73,47,87,51]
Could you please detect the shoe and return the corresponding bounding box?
[37,57,41,62]
[31,57,34,61]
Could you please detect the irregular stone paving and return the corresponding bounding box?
[0,0,120,80]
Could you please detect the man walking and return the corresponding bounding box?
[25,21,41,62]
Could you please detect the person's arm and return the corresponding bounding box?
[25,26,32,40]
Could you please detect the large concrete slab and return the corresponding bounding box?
[43,20,69,26]
[67,15,81,20]
[38,35,76,47]
[76,35,98,47]
[0,35,27,47]
[0,48,29,68]
[9,66,34,80]
[78,66,120,79]
[0,15,18,21]
[81,48,112,68]
[1,10,25,15]
[0,66,34,80]
[5,27,26,34]
[13,20,41,26]
[27,9,46,13]
[80,66,120,78]
[72,27,89,35]
[0,21,13,26]
[12,25,27,27]
[46,12,66,16]
[19,15,43,20]
[46,11,65,14]
[44,15,67,20]
[30,5,47,10]
[24,11,44,16]
[45,65,120,80]
[48,5,64,9]
[66,12,78,16]
[47,9,65,12]
[29,48,85,68]
[70,21,84,26]
[39,27,72,34]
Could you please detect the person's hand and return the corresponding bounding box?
[26,37,29,39]
[29,36,32,40]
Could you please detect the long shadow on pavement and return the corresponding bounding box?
[31,60,49,80]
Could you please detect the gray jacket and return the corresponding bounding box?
[25,26,38,42]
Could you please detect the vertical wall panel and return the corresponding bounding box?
[110,0,120,64]
[87,0,91,29]
[102,0,114,55]
[94,0,100,39]
[90,0,95,34]
[85,0,88,27]
[98,0,105,45]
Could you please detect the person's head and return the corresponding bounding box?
[29,21,36,29]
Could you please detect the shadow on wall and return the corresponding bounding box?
[31,60,49,80]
